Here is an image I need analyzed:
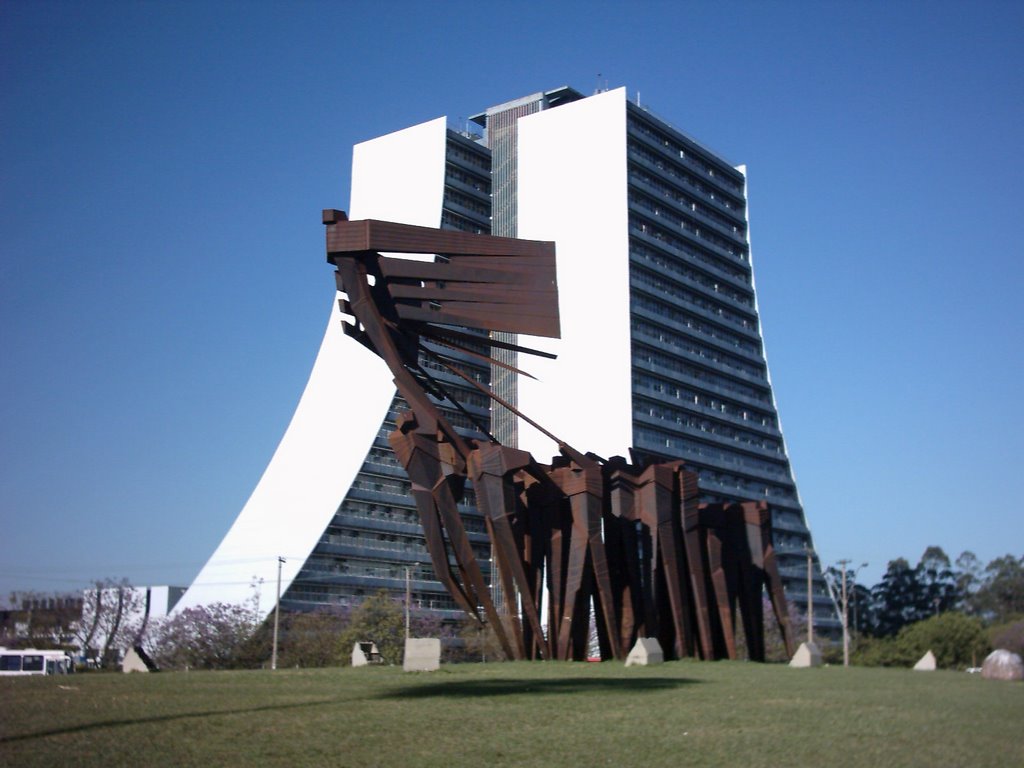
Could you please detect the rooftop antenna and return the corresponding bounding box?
[595,72,602,94]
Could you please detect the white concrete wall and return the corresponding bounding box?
[516,88,633,462]
[176,118,450,618]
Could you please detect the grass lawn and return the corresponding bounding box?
[1,660,1020,767]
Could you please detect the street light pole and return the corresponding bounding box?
[837,558,851,667]
[271,556,285,671]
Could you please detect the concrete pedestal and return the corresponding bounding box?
[789,641,822,668]
[913,650,937,671]
[625,637,664,667]
[403,638,441,672]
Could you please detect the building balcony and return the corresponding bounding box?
[626,125,745,199]
[632,404,787,463]
[629,201,749,270]
[631,354,775,415]
[626,145,744,223]
[629,248,756,317]
[628,170,748,249]
[631,302,767,367]
[630,278,762,345]
[629,226,751,293]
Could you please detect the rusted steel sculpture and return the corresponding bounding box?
[323,210,795,661]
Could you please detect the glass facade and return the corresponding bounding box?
[624,103,836,630]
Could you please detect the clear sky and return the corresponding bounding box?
[1,0,1021,601]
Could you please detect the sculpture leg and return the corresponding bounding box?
[551,462,622,660]
[431,476,519,660]
[469,445,553,659]
[705,525,737,660]
[736,503,766,661]
[745,501,796,659]
[523,475,558,659]
[390,422,518,660]
[682,502,715,660]
[603,502,641,655]
[640,464,693,659]
[390,429,479,619]
[554,484,591,660]
[607,467,646,655]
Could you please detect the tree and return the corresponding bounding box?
[916,546,958,617]
[850,634,905,667]
[953,550,983,613]
[335,590,447,666]
[871,558,923,637]
[987,618,1024,657]
[146,602,256,670]
[849,582,875,637]
[76,578,145,668]
[336,591,406,665]
[973,555,1024,622]
[277,608,350,668]
[456,614,517,663]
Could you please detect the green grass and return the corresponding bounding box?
[1,661,1020,767]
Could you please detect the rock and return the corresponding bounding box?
[789,641,822,668]
[625,637,664,667]
[913,650,937,671]
[403,637,441,672]
[981,649,1023,681]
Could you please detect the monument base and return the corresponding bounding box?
[403,638,441,672]
[625,638,664,667]
[789,642,822,668]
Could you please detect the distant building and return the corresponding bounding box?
[0,594,83,649]
[177,85,837,633]
[1,585,185,663]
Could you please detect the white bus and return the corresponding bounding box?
[0,648,74,676]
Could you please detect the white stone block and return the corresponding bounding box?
[789,641,822,668]
[625,637,664,667]
[913,650,937,671]
[121,647,151,673]
[403,637,441,672]
[351,641,380,667]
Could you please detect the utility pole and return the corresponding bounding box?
[405,566,411,640]
[837,558,851,667]
[271,556,285,670]
[805,545,814,646]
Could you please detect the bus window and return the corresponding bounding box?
[22,655,44,672]
[0,654,21,672]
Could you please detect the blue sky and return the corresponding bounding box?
[1,0,1021,601]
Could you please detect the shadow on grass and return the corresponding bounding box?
[380,676,702,699]
[0,698,337,744]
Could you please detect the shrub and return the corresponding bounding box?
[894,612,989,669]
[986,617,1024,657]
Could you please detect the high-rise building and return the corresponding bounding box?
[176,86,837,634]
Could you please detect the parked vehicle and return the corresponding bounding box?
[0,648,74,675]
